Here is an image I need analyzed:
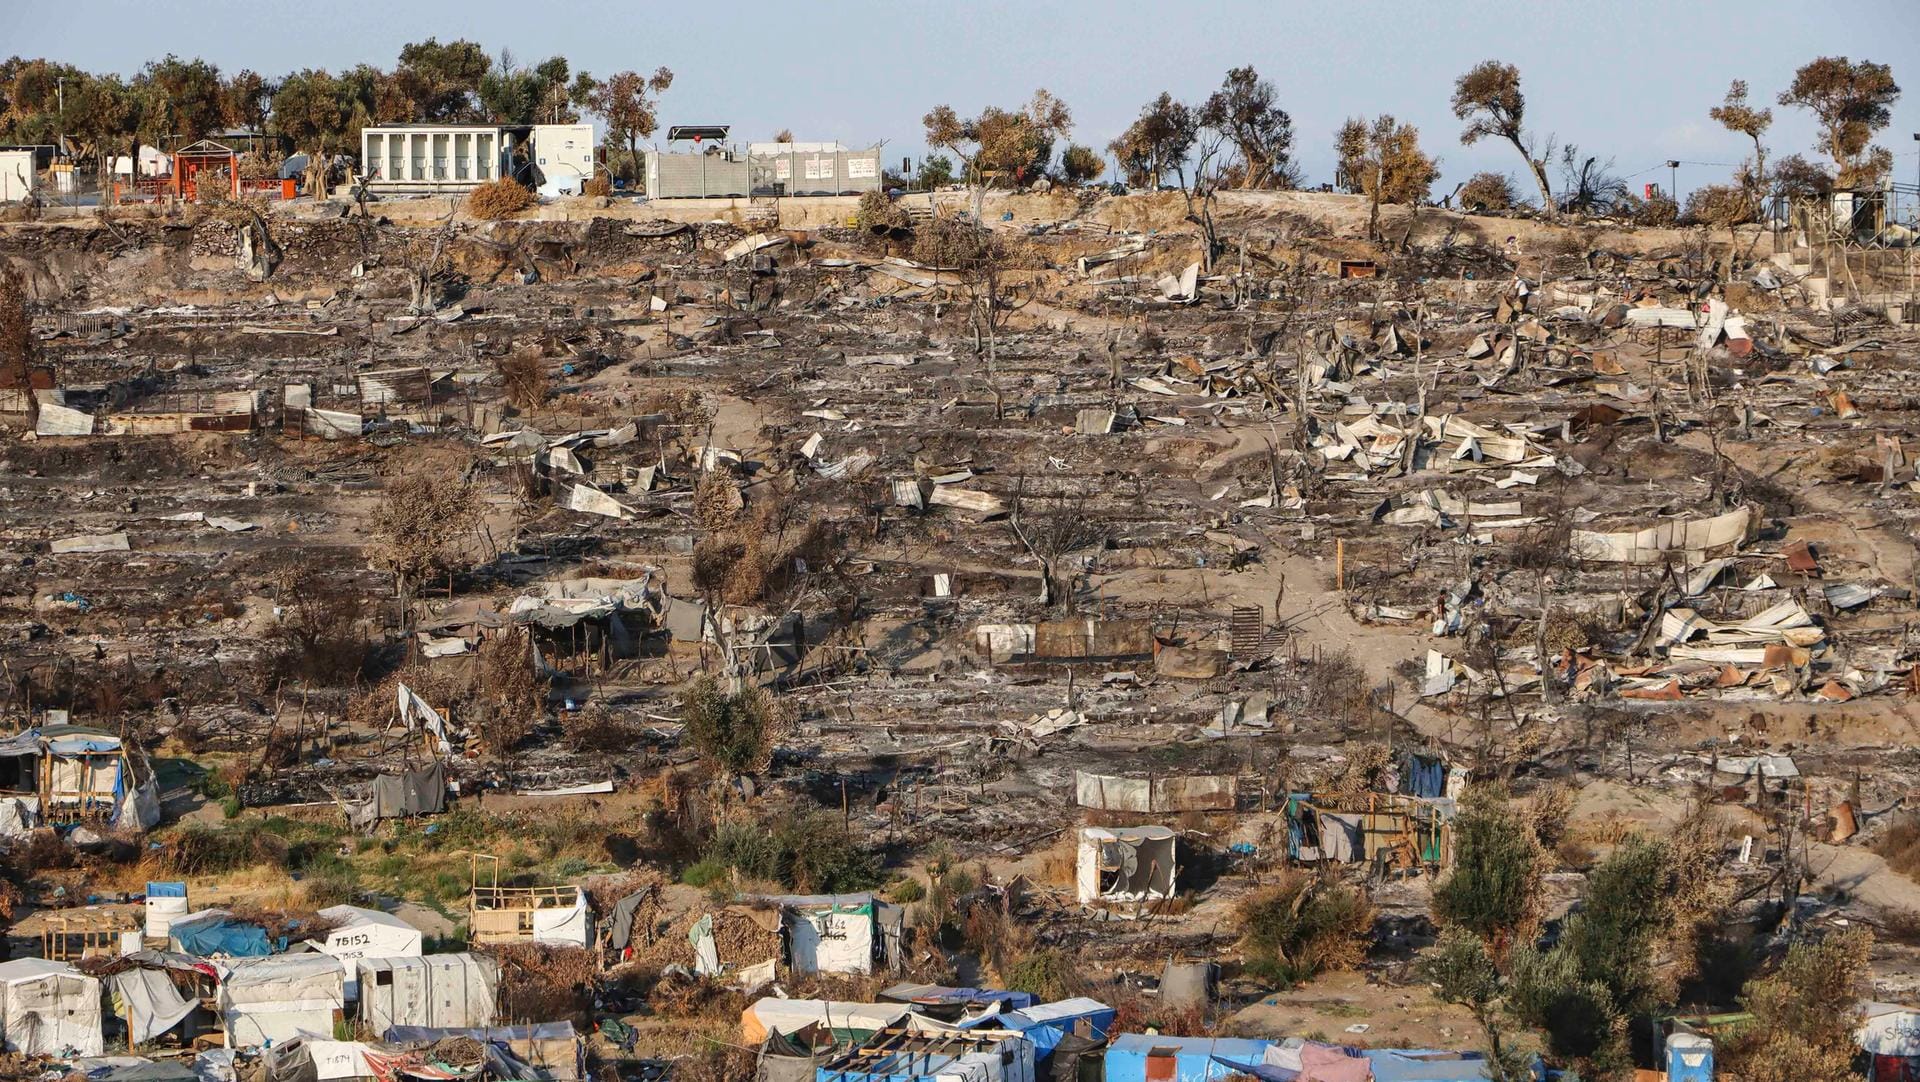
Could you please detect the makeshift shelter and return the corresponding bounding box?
[384,1022,583,1081]
[1075,827,1178,907]
[740,999,910,1045]
[814,1024,1036,1082]
[1365,1049,1510,1082]
[0,958,104,1056]
[355,954,497,1033]
[169,910,273,958]
[1106,1034,1271,1082]
[1285,793,1454,870]
[743,893,900,976]
[106,953,214,1048]
[683,905,783,982]
[468,874,591,948]
[755,1025,830,1082]
[310,906,422,997]
[215,955,345,1048]
[0,726,161,834]
[989,997,1115,1064]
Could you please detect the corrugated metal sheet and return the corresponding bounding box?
[357,367,432,408]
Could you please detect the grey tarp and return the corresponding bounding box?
[72,1060,197,1082]
[756,1029,825,1082]
[607,891,649,952]
[1319,813,1363,863]
[111,967,197,1044]
[343,763,446,832]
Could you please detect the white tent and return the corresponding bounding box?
[355,954,497,1035]
[0,958,103,1056]
[216,955,344,1048]
[311,905,422,998]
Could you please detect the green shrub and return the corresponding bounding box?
[1237,871,1375,985]
[890,878,926,903]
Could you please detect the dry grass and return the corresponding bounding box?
[497,348,548,411]
[1873,813,1920,881]
[465,178,535,220]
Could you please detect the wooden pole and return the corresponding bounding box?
[1335,539,1345,590]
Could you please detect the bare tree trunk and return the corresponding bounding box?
[1513,138,1553,217]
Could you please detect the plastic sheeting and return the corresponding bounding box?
[739,999,909,1045]
[110,968,196,1045]
[216,955,345,1048]
[171,912,272,958]
[0,796,38,836]
[0,958,104,1056]
[396,686,451,755]
[529,890,591,948]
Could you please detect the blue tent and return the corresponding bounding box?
[1108,1034,1273,1082]
[986,997,1116,1061]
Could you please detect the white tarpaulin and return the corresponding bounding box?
[304,408,363,441]
[739,999,910,1045]
[51,533,130,554]
[529,890,591,947]
[1859,1003,1920,1057]
[109,967,196,1045]
[563,483,633,520]
[355,954,496,1035]
[290,1039,375,1081]
[0,796,38,837]
[769,895,876,976]
[314,906,422,963]
[0,958,103,1056]
[395,684,451,755]
[216,955,344,1048]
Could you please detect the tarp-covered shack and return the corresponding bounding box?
[355,954,497,1033]
[1076,827,1177,908]
[1107,1034,1270,1082]
[740,998,911,1045]
[216,955,345,1048]
[0,726,161,835]
[743,893,902,976]
[0,958,103,1056]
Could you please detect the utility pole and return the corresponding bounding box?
[1666,160,1680,207]
[57,77,65,155]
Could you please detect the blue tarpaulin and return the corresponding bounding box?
[988,997,1116,1060]
[146,882,188,899]
[169,915,271,958]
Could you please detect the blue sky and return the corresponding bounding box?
[6,0,1919,199]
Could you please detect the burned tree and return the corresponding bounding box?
[1452,60,1554,216]
[1009,478,1108,610]
[369,470,482,647]
[1334,114,1438,240]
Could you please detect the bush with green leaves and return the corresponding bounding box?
[681,676,786,776]
[1236,871,1375,985]
[681,811,881,895]
[1430,786,1547,957]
